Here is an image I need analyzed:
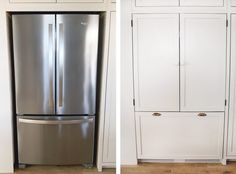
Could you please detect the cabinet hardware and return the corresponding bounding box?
[198,113,207,117]
[133,99,135,106]
[152,113,162,117]
[226,20,228,27]
[225,99,227,106]
[131,20,133,27]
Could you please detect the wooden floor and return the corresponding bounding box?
[121,162,236,174]
[14,165,115,174]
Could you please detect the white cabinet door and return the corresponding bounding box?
[57,0,103,2]
[180,14,226,112]
[136,112,224,159]
[10,0,56,2]
[133,14,179,112]
[231,0,236,6]
[103,12,116,164]
[135,0,179,7]
[180,0,223,6]
[227,15,236,156]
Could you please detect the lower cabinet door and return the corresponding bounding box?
[17,116,95,165]
[135,112,224,159]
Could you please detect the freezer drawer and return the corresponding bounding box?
[17,116,95,165]
[135,112,224,159]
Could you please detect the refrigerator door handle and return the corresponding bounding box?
[19,118,94,125]
[48,24,54,110]
[58,23,64,107]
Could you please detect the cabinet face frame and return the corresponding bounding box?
[180,14,227,112]
[227,14,236,156]
[57,0,103,3]
[102,12,116,164]
[132,14,180,112]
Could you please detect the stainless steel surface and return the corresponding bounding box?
[56,14,99,115]
[17,116,95,165]
[12,14,56,115]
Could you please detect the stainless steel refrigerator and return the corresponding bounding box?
[12,14,99,166]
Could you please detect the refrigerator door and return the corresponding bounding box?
[12,14,56,115]
[17,116,95,165]
[56,14,99,115]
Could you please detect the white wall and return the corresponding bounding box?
[0,6,14,173]
[121,0,138,165]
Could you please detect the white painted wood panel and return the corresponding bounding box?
[135,0,179,7]
[136,112,224,159]
[133,14,179,112]
[180,0,224,7]
[231,0,236,6]
[57,0,103,3]
[103,12,116,164]
[227,14,236,156]
[9,0,56,2]
[180,14,226,112]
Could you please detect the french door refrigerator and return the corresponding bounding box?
[12,14,99,166]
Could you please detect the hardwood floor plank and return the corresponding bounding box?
[121,162,236,174]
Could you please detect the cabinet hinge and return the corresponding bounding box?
[133,99,135,106]
[226,20,229,27]
[225,100,227,106]
[131,20,133,27]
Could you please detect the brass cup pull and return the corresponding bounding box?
[152,113,162,117]
[198,113,207,117]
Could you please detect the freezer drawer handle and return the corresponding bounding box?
[19,118,94,125]
[198,113,207,117]
[152,113,162,117]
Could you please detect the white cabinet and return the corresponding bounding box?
[180,0,224,6]
[136,112,224,159]
[102,12,116,164]
[57,0,103,2]
[133,14,179,112]
[133,14,226,112]
[180,14,226,112]
[227,15,236,156]
[135,0,179,7]
[9,0,56,2]
[9,0,103,3]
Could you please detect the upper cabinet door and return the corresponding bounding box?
[135,0,179,7]
[57,0,103,2]
[180,14,226,112]
[180,0,224,6]
[10,0,56,2]
[133,14,179,112]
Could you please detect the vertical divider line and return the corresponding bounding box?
[55,14,57,115]
[179,14,181,112]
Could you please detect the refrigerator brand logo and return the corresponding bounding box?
[81,22,88,26]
